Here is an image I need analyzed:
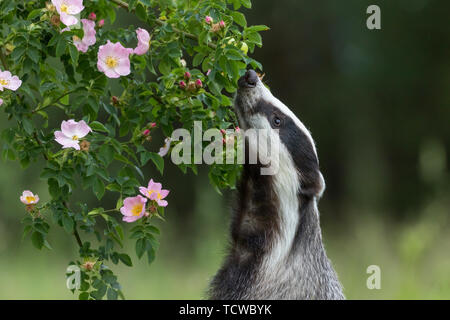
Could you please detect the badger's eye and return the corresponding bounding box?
[272,115,282,127]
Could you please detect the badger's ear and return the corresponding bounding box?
[300,170,325,198]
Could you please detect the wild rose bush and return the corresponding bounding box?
[0,0,267,299]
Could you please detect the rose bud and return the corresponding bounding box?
[150,122,157,128]
[219,20,225,28]
[88,12,96,20]
[220,129,226,135]
[180,58,187,67]
[205,16,213,24]
[206,69,211,76]
[50,15,60,27]
[98,19,105,27]
[184,71,191,80]
[195,79,203,89]
[142,129,150,136]
[111,96,119,106]
[179,80,186,89]
[80,140,91,152]
[235,126,241,133]
[210,23,221,33]
[187,81,197,91]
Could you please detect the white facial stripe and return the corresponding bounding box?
[255,80,318,158]
[245,114,300,271]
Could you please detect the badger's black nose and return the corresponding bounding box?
[238,70,258,88]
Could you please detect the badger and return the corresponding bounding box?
[209,70,345,300]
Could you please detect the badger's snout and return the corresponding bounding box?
[238,69,259,89]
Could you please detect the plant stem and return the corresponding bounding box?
[63,201,84,248]
[0,49,8,69]
[32,89,76,114]
[73,227,83,248]
[108,0,217,49]
[33,132,49,160]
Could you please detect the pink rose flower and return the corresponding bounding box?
[73,19,96,53]
[51,0,84,26]
[97,40,133,78]
[0,70,22,91]
[54,119,92,150]
[133,28,150,55]
[20,190,39,205]
[139,179,169,207]
[158,137,171,157]
[120,195,148,223]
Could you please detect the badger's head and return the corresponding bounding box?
[235,70,325,199]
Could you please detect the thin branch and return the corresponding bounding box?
[108,0,217,49]
[73,227,83,248]
[32,89,76,114]
[63,201,83,248]
[0,49,8,70]
[33,132,49,160]
[34,136,84,249]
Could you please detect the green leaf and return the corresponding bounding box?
[118,253,133,267]
[147,247,156,264]
[69,44,79,65]
[62,215,74,233]
[246,32,262,46]
[241,0,252,8]
[93,178,105,200]
[91,282,107,300]
[245,25,270,33]
[147,152,164,174]
[135,238,145,259]
[60,93,70,105]
[135,3,147,21]
[31,231,44,250]
[90,121,108,133]
[99,144,115,166]
[79,292,89,300]
[56,37,67,57]
[193,53,206,67]
[27,9,42,20]
[27,47,40,64]
[107,288,118,300]
[230,11,247,27]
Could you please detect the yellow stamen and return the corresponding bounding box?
[0,79,9,86]
[72,135,78,141]
[60,3,68,13]
[26,196,36,203]
[131,204,143,216]
[106,56,118,68]
[148,190,162,199]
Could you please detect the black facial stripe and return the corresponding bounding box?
[254,99,322,197]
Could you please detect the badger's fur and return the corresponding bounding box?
[209,70,344,300]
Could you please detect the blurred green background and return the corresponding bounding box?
[1,0,450,299]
